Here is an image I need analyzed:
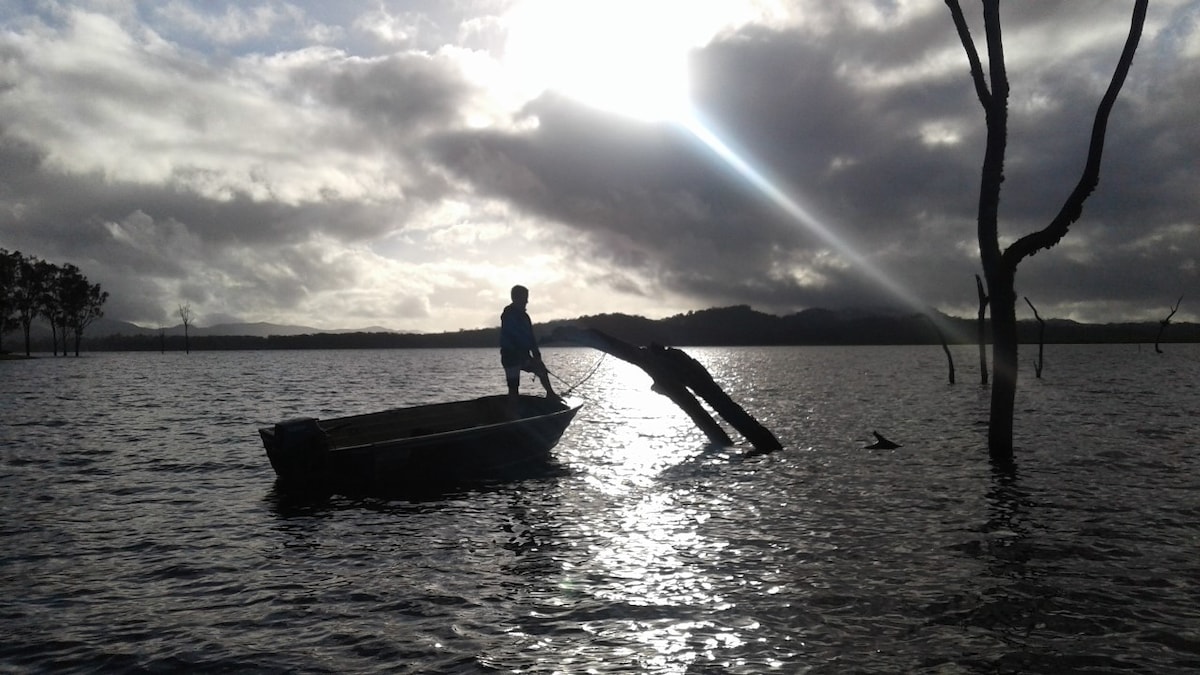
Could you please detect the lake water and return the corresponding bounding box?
[2,345,1199,673]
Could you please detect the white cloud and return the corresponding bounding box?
[0,10,424,205]
[154,1,299,44]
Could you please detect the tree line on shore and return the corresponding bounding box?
[0,249,109,356]
[40,304,1200,353]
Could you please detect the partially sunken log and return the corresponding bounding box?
[549,326,783,453]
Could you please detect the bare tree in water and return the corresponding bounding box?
[1154,296,1182,354]
[975,274,989,385]
[1024,297,1045,379]
[179,303,194,354]
[946,0,1148,463]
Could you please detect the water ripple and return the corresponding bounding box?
[2,346,1200,672]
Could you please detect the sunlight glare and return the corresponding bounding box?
[504,0,703,121]
[505,1,962,336]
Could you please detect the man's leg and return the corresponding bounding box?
[531,357,560,400]
[506,368,521,418]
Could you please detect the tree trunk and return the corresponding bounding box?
[58,319,69,356]
[649,380,735,446]
[988,267,1018,463]
[1155,295,1182,354]
[975,274,989,385]
[947,0,1145,464]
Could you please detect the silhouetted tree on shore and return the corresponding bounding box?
[12,255,52,356]
[55,265,108,356]
[946,0,1148,463]
[0,249,108,356]
[0,250,17,354]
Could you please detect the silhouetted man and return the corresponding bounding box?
[500,285,560,415]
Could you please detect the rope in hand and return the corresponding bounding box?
[546,352,607,398]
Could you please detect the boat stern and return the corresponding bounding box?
[259,417,330,485]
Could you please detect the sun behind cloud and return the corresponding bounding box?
[502,0,739,122]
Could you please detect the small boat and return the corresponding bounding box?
[259,394,581,494]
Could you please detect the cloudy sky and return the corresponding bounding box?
[1,1,1197,332]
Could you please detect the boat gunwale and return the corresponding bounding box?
[257,394,580,453]
[325,400,581,453]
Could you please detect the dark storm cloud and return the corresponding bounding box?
[429,23,979,312]
[292,49,474,144]
[0,123,422,324]
[0,128,409,246]
[427,92,832,309]
[0,6,483,326]
[688,23,984,232]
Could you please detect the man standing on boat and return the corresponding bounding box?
[501,285,561,415]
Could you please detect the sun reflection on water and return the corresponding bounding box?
[554,358,762,672]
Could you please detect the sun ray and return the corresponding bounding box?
[680,109,967,340]
[502,0,962,338]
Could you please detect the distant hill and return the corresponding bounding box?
[6,305,1198,352]
[23,317,401,339]
[183,322,401,337]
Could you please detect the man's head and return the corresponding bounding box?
[510,285,529,304]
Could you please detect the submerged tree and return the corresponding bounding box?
[1154,296,1182,354]
[974,274,989,385]
[1024,297,1045,379]
[946,0,1148,462]
[923,312,956,385]
[179,303,194,354]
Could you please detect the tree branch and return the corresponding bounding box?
[982,1,1009,107]
[953,0,1009,276]
[1005,0,1148,266]
[944,0,991,108]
